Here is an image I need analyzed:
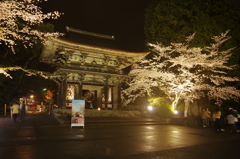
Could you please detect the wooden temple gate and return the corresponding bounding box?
[40,27,149,110]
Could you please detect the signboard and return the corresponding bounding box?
[71,100,85,128]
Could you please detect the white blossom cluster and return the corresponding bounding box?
[0,0,63,50]
[123,31,240,109]
[0,66,50,79]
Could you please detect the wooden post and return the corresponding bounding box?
[104,85,108,109]
[104,75,111,110]
[79,83,83,99]
[78,72,86,100]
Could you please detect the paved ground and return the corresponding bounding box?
[56,114,169,128]
[0,112,169,128]
[0,112,60,127]
[1,112,240,159]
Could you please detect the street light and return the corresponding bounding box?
[147,105,154,118]
[148,105,153,111]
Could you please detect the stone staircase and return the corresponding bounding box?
[52,108,144,118]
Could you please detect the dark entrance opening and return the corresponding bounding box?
[82,90,96,109]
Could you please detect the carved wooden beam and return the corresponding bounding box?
[78,72,86,85]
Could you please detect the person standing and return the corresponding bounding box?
[212,107,225,131]
[20,101,27,122]
[227,110,237,133]
[205,108,211,126]
[231,109,240,131]
[11,102,20,123]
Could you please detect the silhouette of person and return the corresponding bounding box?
[20,101,27,122]
[12,102,20,123]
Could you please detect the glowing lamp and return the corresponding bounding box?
[148,106,153,111]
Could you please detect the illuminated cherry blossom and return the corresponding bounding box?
[0,67,50,79]
[0,0,63,77]
[0,0,62,49]
[123,31,240,116]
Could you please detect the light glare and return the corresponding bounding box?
[148,106,153,111]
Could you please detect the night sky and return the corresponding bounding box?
[41,0,153,51]
[41,0,240,52]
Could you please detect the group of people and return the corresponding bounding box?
[11,101,28,123]
[202,107,240,132]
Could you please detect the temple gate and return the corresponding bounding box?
[40,27,149,110]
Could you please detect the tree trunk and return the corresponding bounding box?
[14,55,39,92]
[184,100,190,117]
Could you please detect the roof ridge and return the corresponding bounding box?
[66,26,115,41]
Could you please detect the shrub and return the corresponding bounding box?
[148,97,173,118]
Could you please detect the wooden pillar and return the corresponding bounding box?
[78,84,83,99]
[112,84,120,110]
[113,77,122,110]
[61,79,67,108]
[57,73,68,109]
[104,85,108,109]
[97,88,102,109]
[103,75,111,110]
[117,83,121,109]
[53,79,61,108]
[58,82,63,108]
[57,85,60,107]
[78,72,86,100]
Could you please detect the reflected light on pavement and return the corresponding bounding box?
[168,130,183,145]
[146,136,153,139]
[146,126,154,130]
[142,135,157,151]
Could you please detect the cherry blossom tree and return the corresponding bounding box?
[0,0,62,48]
[0,0,62,77]
[0,66,51,79]
[122,31,240,117]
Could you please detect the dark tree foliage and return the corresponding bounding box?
[0,23,57,105]
[145,0,240,65]
[144,0,240,109]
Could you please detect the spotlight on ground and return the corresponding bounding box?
[148,106,153,111]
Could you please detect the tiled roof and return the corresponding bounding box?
[61,27,142,51]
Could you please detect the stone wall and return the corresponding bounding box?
[170,117,202,127]
[52,108,143,118]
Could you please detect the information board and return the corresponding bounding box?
[71,100,85,128]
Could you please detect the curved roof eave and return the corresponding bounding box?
[50,37,150,56]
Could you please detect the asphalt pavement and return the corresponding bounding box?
[0,113,170,130]
[1,112,240,159]
[1,112,168,128]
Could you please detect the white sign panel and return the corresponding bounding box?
[71,100,85,128]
